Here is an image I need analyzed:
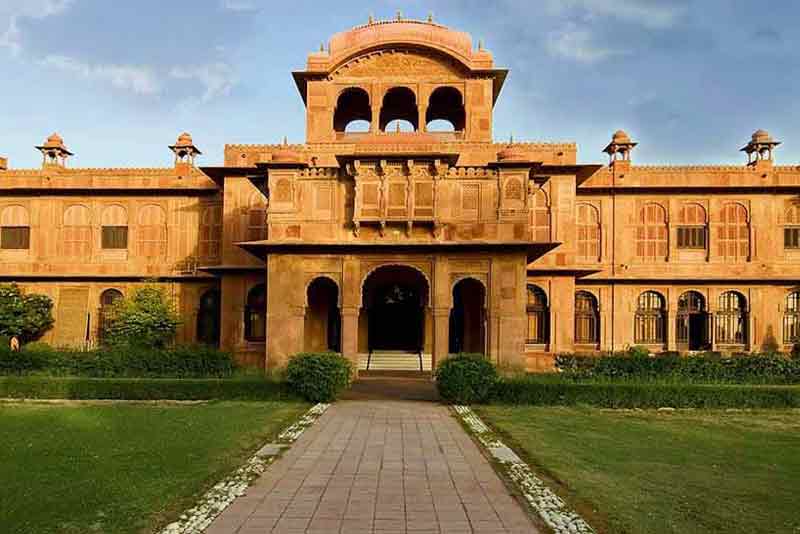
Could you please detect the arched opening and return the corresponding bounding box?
[304,277,341,353]
[196,289,221,347]
[784,291,800,344]
[575,291,599,346]
[344,120,371,133]
[379,87,417,132]
[426,86,465,131]
[98,288,123,342]
[526,285,549,346]
[634,291,666,346]
[244,284,266,342]
[677,291,709,350]
[383,119,416,132]
[449,278,486,355]
[717,291,747,347]
[333,87,372,133]
[361,265,428,354]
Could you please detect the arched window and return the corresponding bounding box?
[531,189,550,242]
[246,191,267,241]
[63,205,91,257]
[526,285,549,345]
[0,205,30,250]
[576,203,600,262]
[137,204,167,257]
[677,291,709,350]
[636,203,668,261]
[333,87,372,133]
[426,86,465,132]
[783,205,800,250]
[634,291,666,345]
[719,203,749,261]
[379,87,417,132]
[676,203,707,250]
[783,291,800,344]
[244,284,266,342]
[575,291,599,345]
[199,205,222,259]
[101,205,128,250]
[98,288,123,341]
[717,291,748,346]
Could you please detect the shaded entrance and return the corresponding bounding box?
[360,265,430,370]
[677,291,710,350]
[449,278,486,354]
[304,277,341,352]
[196,289,220,347]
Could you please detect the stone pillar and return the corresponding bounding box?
[667,310,678,351]
[418,104,427,132]
[341,306,360,374]
[432,307,450,369]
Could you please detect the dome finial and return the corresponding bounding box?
[368,13,374,24]
[427,12,433,23]
[396,10,402,20]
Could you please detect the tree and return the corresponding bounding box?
[0,283,55,343]
[102,285,181,349]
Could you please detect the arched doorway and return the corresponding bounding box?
[449,278,486,354]
[196,289,221,347]
[362,265,429,353]
[677,291,709,350]
[98,288,123,342]
[304,277,341,352]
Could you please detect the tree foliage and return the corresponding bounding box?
[0,283,54,343]
[102,285,181,349]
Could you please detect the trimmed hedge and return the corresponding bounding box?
[0,376,296,401]
[436,353,498,404]
[0,344,237,378]
[286,352,352,402]
[555,352,800,385]
[494,376,800,408]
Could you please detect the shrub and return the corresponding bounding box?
[628,345,651,358]
[285,352,352,402]
[0,344,237,378]
[436,353,498,404]
[0,376,296,401]
[0,283,54,343]
[102,285,181,349]
[493,375,800,409]
[791,343,800,361]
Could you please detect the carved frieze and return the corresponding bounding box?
[331,49,466,79]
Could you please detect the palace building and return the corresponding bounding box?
[2,17,800,372]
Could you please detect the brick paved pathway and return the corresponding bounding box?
[205,401,538,534]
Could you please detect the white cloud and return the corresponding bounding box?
[547,0,685,30]
[220,0,258,12]
[0,16,21,55]
[170,62,237,102]
[39,54,161,95]
[0,0,73,55]
[546,23,620,63]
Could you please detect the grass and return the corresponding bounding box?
[0,400,308,534]
[476,406,800,534]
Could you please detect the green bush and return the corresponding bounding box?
[0,344,237,378]
[554,352,800,384]
[493,375,800,408]
[285,352,352,402]
[0,376,296,401]
[102,285,181,349]
[436,353,498,404]
[0,283,54,343]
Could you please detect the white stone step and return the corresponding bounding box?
[358,352,432,371]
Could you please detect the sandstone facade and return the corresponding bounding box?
[2,18,799,372]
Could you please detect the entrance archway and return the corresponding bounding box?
[196,289,221,347]
[449,278,486,354]
[304,277,341,352]
[677,291,709,350]
[361,265,429,353]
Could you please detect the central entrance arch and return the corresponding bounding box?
[362,265,429,352]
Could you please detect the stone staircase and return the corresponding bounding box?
[358,351,433,371]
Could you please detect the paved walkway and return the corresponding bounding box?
[205,401,538,534]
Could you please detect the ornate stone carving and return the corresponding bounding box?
[332,49,466,79]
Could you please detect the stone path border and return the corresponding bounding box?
[453,405,595,534]
[159,403,330,534]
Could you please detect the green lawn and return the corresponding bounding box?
[477,406,800,534]
[0,400,308,534]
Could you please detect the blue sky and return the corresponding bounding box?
[1,0,798,168]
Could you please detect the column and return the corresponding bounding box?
[340,306,360,375]
[432,307,450,370]
[667,310,677,351]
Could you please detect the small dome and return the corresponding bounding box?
[752,129,772,143]
[612,129,631,143]
[44,133,66,148]
[175,132,194,146]
[497,143,529,162]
